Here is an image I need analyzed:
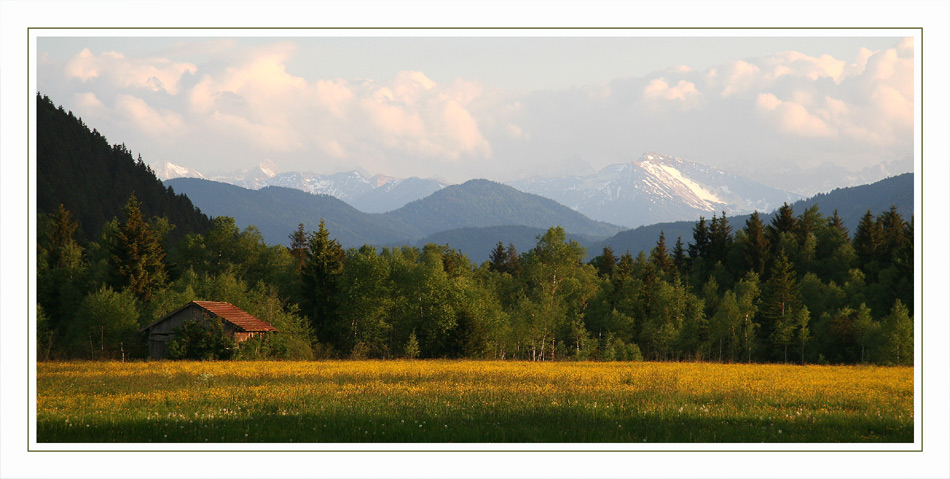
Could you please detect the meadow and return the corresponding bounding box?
[36,360,913,444]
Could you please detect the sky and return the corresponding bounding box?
[35,33,915,193]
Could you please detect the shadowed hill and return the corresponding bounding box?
[36,94,212,243]
[599,172,914,258]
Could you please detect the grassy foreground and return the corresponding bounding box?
[36,360,913,444]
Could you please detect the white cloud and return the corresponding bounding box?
[41,38,915,187]
[72,92,105,114]
[64,48,196,95]
[114,94,185,138]
[718,60,761,97]
[755,93,836,138]
[643,78,705,109]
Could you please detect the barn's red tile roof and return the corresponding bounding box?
[192,301,278,332]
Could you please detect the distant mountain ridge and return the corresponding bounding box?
[599,172,914,260]
[507,152,803,228]
[164,178,623,249]
[154,161,448,213]
[156,151,802,223]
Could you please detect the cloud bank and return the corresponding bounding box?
[39,37,914,192]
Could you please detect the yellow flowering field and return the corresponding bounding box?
[36,360,913,443]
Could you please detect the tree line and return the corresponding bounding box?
[37,191,913,365]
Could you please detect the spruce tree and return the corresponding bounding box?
[672,236,688,279]
[488,241,508,274]
[688,217,710,260]
[590,245,618,278]
[649,230,672,277]
[288,223,308,273]
[504,243,522,277]
[301,219,346,341]
[761,251,801,361]
[708,213,733,265]
[742,211,769,276]
[853,209,883,267]
[768,203,798,254]
[110,194,166,302]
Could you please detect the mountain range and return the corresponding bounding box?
[164,178,623,250]
[154,152,802,227]
[507,152,803,228]
[155,160,448,214]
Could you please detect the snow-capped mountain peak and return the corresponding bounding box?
[154,161,205,180]
[635,153,725,210]
[258,160,279,178]
[507,151,803,228]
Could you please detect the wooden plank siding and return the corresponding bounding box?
[140,301,277,359]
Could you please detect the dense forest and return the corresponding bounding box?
[36,94,914,365]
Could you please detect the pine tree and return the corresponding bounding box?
[672,236,688,279]
[488,241,509,274]
[768,203,798,255]
[288,223,308,273]
[762,251,800,361]
[615,251,635,282]
[796,205,824,245]
[742,211,769,276]
[649,230,672,277]
[504,243,522,277]
[853,209,883,268]
[110,193,166,302]
[708,213,733,264]
[828,209,849,241]
[688,216,710,260]
[878,206,910,265]
[590,245,618,278]
[301,219,346,340]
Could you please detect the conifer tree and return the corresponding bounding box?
[796,205,824,245]
[768,203,798,254]
[288,223,308,273]
[878,206,910,265]
[672,236,688,279]
[762,251,800,360]
[110,194,166,302]
[301,219,346,340]
[649,230,672,277]
[853,209,883,268]
[708,213,733,265]
[615,251,635,282]
[489,241,508,274]
[742,211,769,276]
[590,245,618,278]
[688,217,710,260]
[504,243,522,277]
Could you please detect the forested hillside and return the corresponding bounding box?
[601,173,913,259]
[36,94,212,243]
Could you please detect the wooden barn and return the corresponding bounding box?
[140,301,278,359]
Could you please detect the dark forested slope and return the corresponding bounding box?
[601,172,914,257]
[36,94,211,243]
